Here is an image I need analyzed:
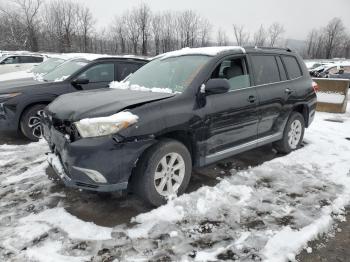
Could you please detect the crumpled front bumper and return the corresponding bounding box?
[43,122,155,192]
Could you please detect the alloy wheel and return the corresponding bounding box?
[288,119,302,149]
[28,110,44,139]
[154,152,185,196]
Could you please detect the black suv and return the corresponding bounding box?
[43,47,317,206]
[0,56,148,140]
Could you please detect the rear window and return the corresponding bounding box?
[251,55,280,85]
[282,56,302,79]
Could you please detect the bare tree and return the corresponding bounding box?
[77,5,94,52]
[135,3,152,55]
[160,12,177,52]
[233,24,250,46]
[177,10,200,48]
[253,25,267,46]
[152,13,162,55]
[198,18,212,47]
[268,22,284,47]
[125,9,140,54]
[216,28,228,46]
[324,17,345,59]
[0,0,42,51]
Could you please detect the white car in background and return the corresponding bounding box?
[0,54,44,75]
[0,57,67,82]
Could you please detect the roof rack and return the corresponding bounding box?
[246,46,292,52]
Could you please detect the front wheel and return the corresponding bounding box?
[20,104,46,141]
[132,139,192,207]
[274,112,305,154]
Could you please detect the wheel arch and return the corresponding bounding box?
[292,103,310,127]
[18,100,52,129]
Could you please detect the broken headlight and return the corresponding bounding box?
[74,111,139,138]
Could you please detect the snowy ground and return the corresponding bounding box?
[0,105,350,261]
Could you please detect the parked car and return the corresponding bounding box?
[326,65,350,80]
[0,57,69,82]
[42,46,317,206]
[0,54,45,75]
[309,62,350,78]
[0,56,148,140]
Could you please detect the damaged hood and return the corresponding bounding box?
[47,88,175,121]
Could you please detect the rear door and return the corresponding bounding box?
[204,55,259,164]
[249,54,298,141]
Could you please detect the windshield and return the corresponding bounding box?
[43,59,89,82]
[31,58,66,74]
[127,55,211,93]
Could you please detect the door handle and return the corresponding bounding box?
[285,88,294,94]
[247,95,256,103]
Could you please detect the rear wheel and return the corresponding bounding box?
[274,111,305,154]
[132,139,192,206]
[20,104,46,141]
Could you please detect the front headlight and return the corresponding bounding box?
[0,92,21,99]
[74,111,139,138]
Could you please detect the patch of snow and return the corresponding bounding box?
[25,241,89,262]
[169,231,178,237]
[156,46,246,60]
[78,111,139,125]
[54,75,70,82]
[21,207,112,241]
[109,81,175,94]
[317,92,345,104]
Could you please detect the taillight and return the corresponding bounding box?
[312,81,319,93]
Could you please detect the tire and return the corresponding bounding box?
[274,111,305,154]
[131,139,192,207]
[20,104,46,142]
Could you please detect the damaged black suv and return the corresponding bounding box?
[42,47,317,206]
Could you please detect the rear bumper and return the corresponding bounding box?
[43,123,154,192]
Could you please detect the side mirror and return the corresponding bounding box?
[338,69,344,74]
[72,78,89,85]
[202,79,230,95]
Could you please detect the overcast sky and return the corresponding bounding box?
[76,0,350,41]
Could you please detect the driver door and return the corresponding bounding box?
[203,55,259,164]
[73,63,115,90]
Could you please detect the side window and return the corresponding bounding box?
[210,57,250,91]
[78,63,115,83]
[282,56,302,79]
[250,55,280,85]
[20,56,38,63]
[276,56,287,81]
[3,56,19,64]
[118,63,143,80]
